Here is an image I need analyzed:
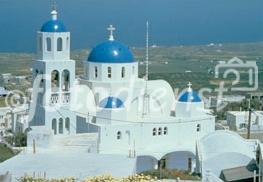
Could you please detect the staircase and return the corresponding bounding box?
[52,133,99,153]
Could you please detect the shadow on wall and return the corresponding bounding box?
[136,151,196,173]
[0,171,12,182]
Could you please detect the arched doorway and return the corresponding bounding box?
[161,151,196,172]
[136,155,158,173]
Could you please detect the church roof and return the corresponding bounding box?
[41,10,67,33]
[41,19,67,32]
[99,97,124,109]
[177,82,202,102]
[87,40,134,63]
[178,90,202,102]
[87,25,135,63]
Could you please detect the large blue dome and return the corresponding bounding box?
[178,90,202,102]
[88,40,135,63]
[41,19,67,33]
[99,97,124,109]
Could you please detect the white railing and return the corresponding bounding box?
[50,93,59,105]
[62,93,70,104]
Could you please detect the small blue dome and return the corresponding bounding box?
[99,97,124,109]
[178,90,202,102]
[88,40,135,63]
[41,20,67,32]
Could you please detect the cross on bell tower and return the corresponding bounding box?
[51,0,57,11]
[107,25,116,41]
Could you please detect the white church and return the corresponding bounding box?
[0,7,262,181]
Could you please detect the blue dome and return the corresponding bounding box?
[99,97,124,109]
[178,90,202,102]
[41,20,67,32]
[88,40,135,63]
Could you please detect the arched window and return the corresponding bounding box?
[121,67,125,78]
[52,119,57,135]
[107,67,112,78]
[65,117,70,133]
[59,118,63,134]
[51,70,59,92]
[95,66,98,78]
[197,124,201,132]
[158,127,162,135]
[66,37,70,50]
[46,37,52,52]
[35,69,39,77]
[40,71,44,88]
[153,128,157,136]
[39,36,42,51]
[57,37,63,51]
[117,131,122,140]
[164,127,168,135]
[62,70,70,91]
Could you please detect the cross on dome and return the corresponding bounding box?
[187,82,193,91]
[107,25,116,41]
[51,0,58,20]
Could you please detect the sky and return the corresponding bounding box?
[0,0,263,52]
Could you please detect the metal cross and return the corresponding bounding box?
[107,25,116,41]
[187,82,192,88]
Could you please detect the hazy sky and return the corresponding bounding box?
[0,0,263,52]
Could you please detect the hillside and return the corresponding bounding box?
[0,42,263,91]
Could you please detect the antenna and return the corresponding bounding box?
[142,21,150,117]
[145,21,149,81]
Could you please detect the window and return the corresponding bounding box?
[46,37,52,51]
[65,117,70,133]
[117,131,122,140]
[57,37,63,51]
[35,69,39,77]
[188,158,192,172]
[39,36,42,51]
[153,128,157,136]
[66,37,70,50]
[158,159,166,169]
[108,67,112,78]
[62,70,70,91]
[95,66,98,78]
[197,124,201,132]
[59,118,63,134]
[52,119,57,135]
[121,67,125,78]
[132,66,135,74]
[164,127,168,135]
[158,127,162,135]
[51,70,60,92]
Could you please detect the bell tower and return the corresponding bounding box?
[37,9,70,60]
[31,4,76,136]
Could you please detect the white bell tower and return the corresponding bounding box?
[37,10,70,60]
[31,4,76,136]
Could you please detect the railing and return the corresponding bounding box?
[50,93,59,105]
[62,93,70,104]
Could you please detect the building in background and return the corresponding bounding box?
[227,111,263,131]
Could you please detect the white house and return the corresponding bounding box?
[227,111,263,131]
